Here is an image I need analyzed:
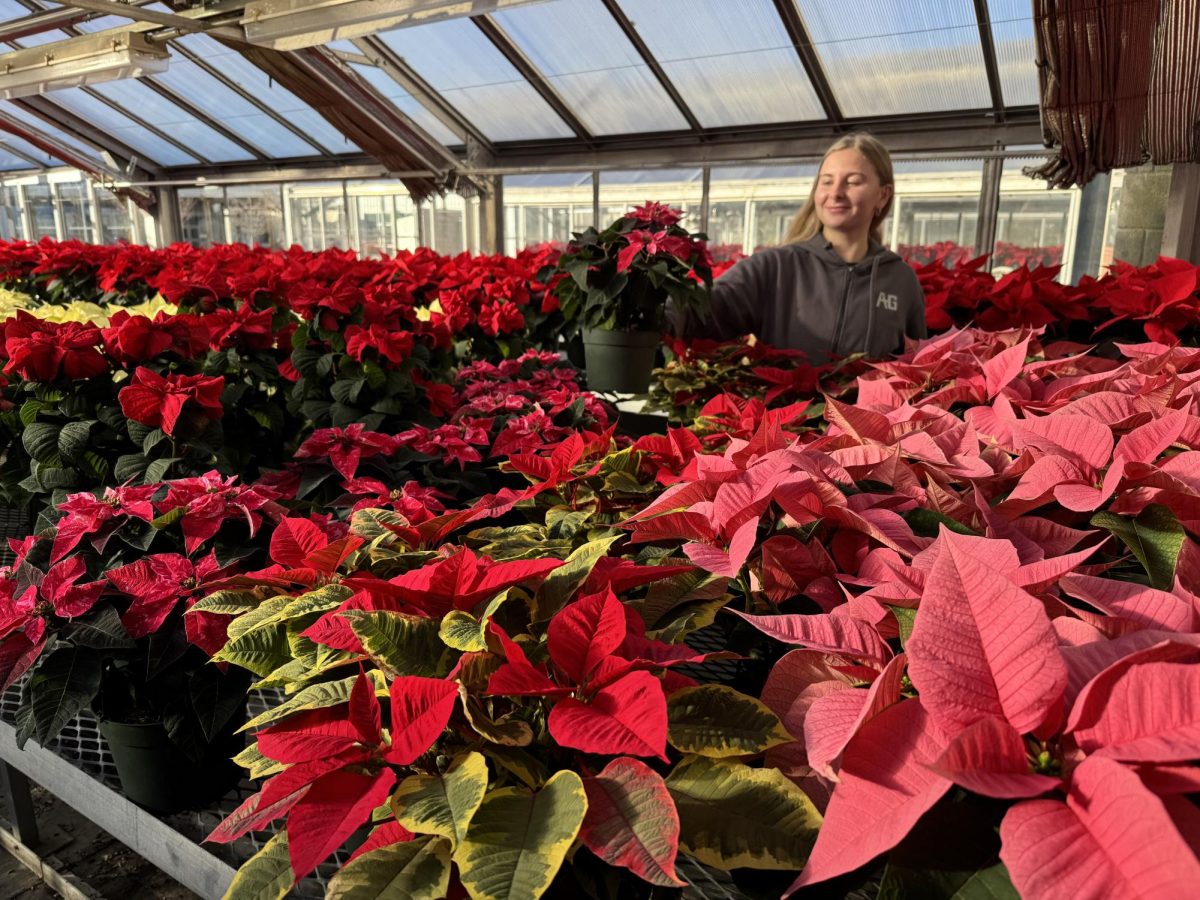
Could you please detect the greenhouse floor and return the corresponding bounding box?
[0,779,196,900]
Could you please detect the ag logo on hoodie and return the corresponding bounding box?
[876,292,898,311]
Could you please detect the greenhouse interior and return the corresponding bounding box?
[0,1,1198,899]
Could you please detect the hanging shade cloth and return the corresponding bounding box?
[1028,0,1200,187]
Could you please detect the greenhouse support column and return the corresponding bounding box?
[1069,172,1110,283]
[155,187,182,245]
[699,168,711,234]
[592,171,600,229]
[974,157,1002,261]
[479,175,503,255]
[1161,163,1200,264]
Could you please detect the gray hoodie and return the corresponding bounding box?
[670,234,927,364]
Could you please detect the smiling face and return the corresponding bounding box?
[814,148,893,239]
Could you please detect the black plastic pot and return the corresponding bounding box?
[582,327,660,394]
[99,713,245,814]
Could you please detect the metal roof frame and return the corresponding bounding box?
[0,0,1045,192]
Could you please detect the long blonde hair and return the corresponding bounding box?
[783,133,895,245]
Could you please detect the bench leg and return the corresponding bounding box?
[1,762,39,848]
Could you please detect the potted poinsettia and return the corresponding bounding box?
[547,202,712,393]
[0,471,283,812]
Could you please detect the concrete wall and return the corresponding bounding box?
[1111,164,1173,265]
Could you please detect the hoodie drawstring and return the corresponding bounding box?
[863,254,881,355]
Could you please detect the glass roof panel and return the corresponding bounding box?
[349,64,463,147]
[151,55,323,158]
[375,18,574,141]
[8,27,72,47]
[0,134,56,167]
[988,0,1039,106]
[795,0,993,116]
[505,172,593,188]
[173,33,359,154]
[0,103,104,162]
[492,0,688,135]
[87,78,255,162]
[0,145,38,170]
[615,0,824,127]
[39,88,199,166]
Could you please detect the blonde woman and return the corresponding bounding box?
[671,133,926,363]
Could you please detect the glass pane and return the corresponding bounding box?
[423,194,468,255]
[493,0,688,135]
[616,0,824,127]
[174,33,359,154]
[95,189,133,243]
[988,0,1039,106]
[9,27,72,48]
[350,64,462,147]
[503,171,593,254]
[598,168,704,232]
[376,19,574,141]
[1,184,25,239]
[0,103,104,162]
[993,156,1078,273]
[179,186,225,247]
[151,56,325,158]
[24,180,56,239]
[796,0,993,116]
[891,159,985,259]
[347,180,418,255]
[56,180,94,242]
[88,79,255,163]
[709,163,818,255]
[285,182,347,251]
[226,184,285,248]
[42,89,199,166]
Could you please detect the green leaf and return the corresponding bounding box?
[533,534,621,620]
[113,453,149,484]
[905,508,977,538]
[343,611,447,678]
[141,427,169,455]
[226,595,293,641]
[190,589,260,616]
[439,591,510,653]
[31,461,78,490]
[145,456,178,484]
[232,743,285,781]
[57,420,93,463]
[890,606,917,647]
[24,645,102,747]
[878,860,1019,900]
[189,665,247,744]
[151,505,187,530]
[325,837,452,900]
[221,830,291,900]
[453,771,588,900]
[1091,504,1186,590]
[19,398,46,427]
[392,751,489,849]
[22,422,60,463]
[61,605,134,650]
[666,756,821,871]
[667,685,792,758]
[239,671,387,733]
[212,625,291,678]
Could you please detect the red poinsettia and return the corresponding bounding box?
[207,670,456,882]
[2,311,108,381]
[344,324,414,366]
[294,423,395,481]
[118,368,224,436]
[156,470,279,554]
[106,552,224,640]
[51,485,157,563]
[628,201,683,228]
